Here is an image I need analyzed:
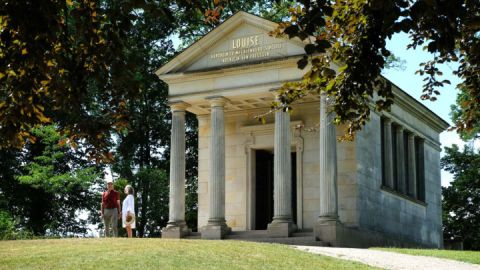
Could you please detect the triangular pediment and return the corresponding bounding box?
[156,12,306,75]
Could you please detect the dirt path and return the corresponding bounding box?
[296,246,480,270]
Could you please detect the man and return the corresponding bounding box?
[101,179,121,237]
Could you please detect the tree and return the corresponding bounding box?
[111,0,288,235]
[451,91,480,141]
[0,0,201,159]
[13,125,102,236]
[131,168,169,237]
[289,0,478,138]
[441,144,480,250]
[3,0,479,149]
[204,0,479,139]
[176,0,296,48]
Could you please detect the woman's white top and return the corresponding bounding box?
[122,194,135,228]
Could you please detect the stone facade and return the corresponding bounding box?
[156,12,448,247]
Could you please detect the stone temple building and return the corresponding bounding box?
[155,12,449,247]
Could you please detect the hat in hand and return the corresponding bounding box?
[125,213,135,225]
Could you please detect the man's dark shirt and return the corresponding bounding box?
[102,190,119,209]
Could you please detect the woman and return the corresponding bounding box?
[122,185,135,238]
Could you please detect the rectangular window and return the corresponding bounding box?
[415,138,425,201]
[380,121,425,204]
[380,118,386,187]
[391,124,398,191]
[403,131,410,195]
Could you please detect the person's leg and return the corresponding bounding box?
[112,210,118,237]
[126,225,132,238]
[104,209,112,237]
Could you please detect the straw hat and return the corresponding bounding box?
[125,213,135,226]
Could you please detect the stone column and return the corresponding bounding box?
[314,93,340,244]
[267,96,296,237]
[407,132,417,198]
[201,96,231,239]
[396,125,406,193]
[162,102,190,238]
[383,118,394,189]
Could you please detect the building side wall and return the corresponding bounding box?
[355,111,443,247]
[337,135,358,227]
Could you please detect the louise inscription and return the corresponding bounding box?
[209,34,285,65]
[232,35,259,49]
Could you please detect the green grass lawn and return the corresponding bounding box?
[0,238,379,270]
[374,248,480,265]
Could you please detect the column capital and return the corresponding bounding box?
[268,87,282,99]
[206,96,229,107]
[395,124,405,133]
[169,101,190,112]
[407,131,416,140]
[383,117,392,125]
[320,92,335,106]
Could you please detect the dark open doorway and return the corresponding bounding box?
[254,150,297,230]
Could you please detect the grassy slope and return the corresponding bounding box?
[374,248,480,265]
[0,238,379,270]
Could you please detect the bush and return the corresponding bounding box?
[0,211,16,240]
[0,210,34,240]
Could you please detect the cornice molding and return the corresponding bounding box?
[391,85,450,133]
[159,55,302,84]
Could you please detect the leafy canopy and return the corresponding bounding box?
[0,0,202,160]
[207,0,480,139]
[18,125,100,193]
[14,125,103,236]
[442,144,480,250]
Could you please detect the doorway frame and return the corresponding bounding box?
[240,121,304,230]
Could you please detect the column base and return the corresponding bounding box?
[267,220,297,238]
[162,222,191,239]
[314,217,341,246]
[201,220,231,239]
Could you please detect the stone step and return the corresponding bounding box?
[181,231,200,239]
[229,230,267,235]
[181,230,326,246]
[227,236,328,247]
[291,231,314,237]
[227,230,269,239]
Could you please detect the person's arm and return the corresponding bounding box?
[100,193,104,218]
[117,192,121,216]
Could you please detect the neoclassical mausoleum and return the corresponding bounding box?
[156,12,448,247]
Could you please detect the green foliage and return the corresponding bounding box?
[441,144,480,250]
[263,0,480,139]
[18,126,99,193]
[0,0,126,157]
[0,0,183,159]
[451,91,480,141]
[13,125,103,236]
[384,54,406,71]
[112,0,278,236]
[0,210,34,240]
[110,0,184,236]
[175,1,299,49]
[0,210,16,240]
[113,178,129,197]
[131,168,169,237]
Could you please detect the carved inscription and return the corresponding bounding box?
[209,34,285,65]
[232,35,259,49]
